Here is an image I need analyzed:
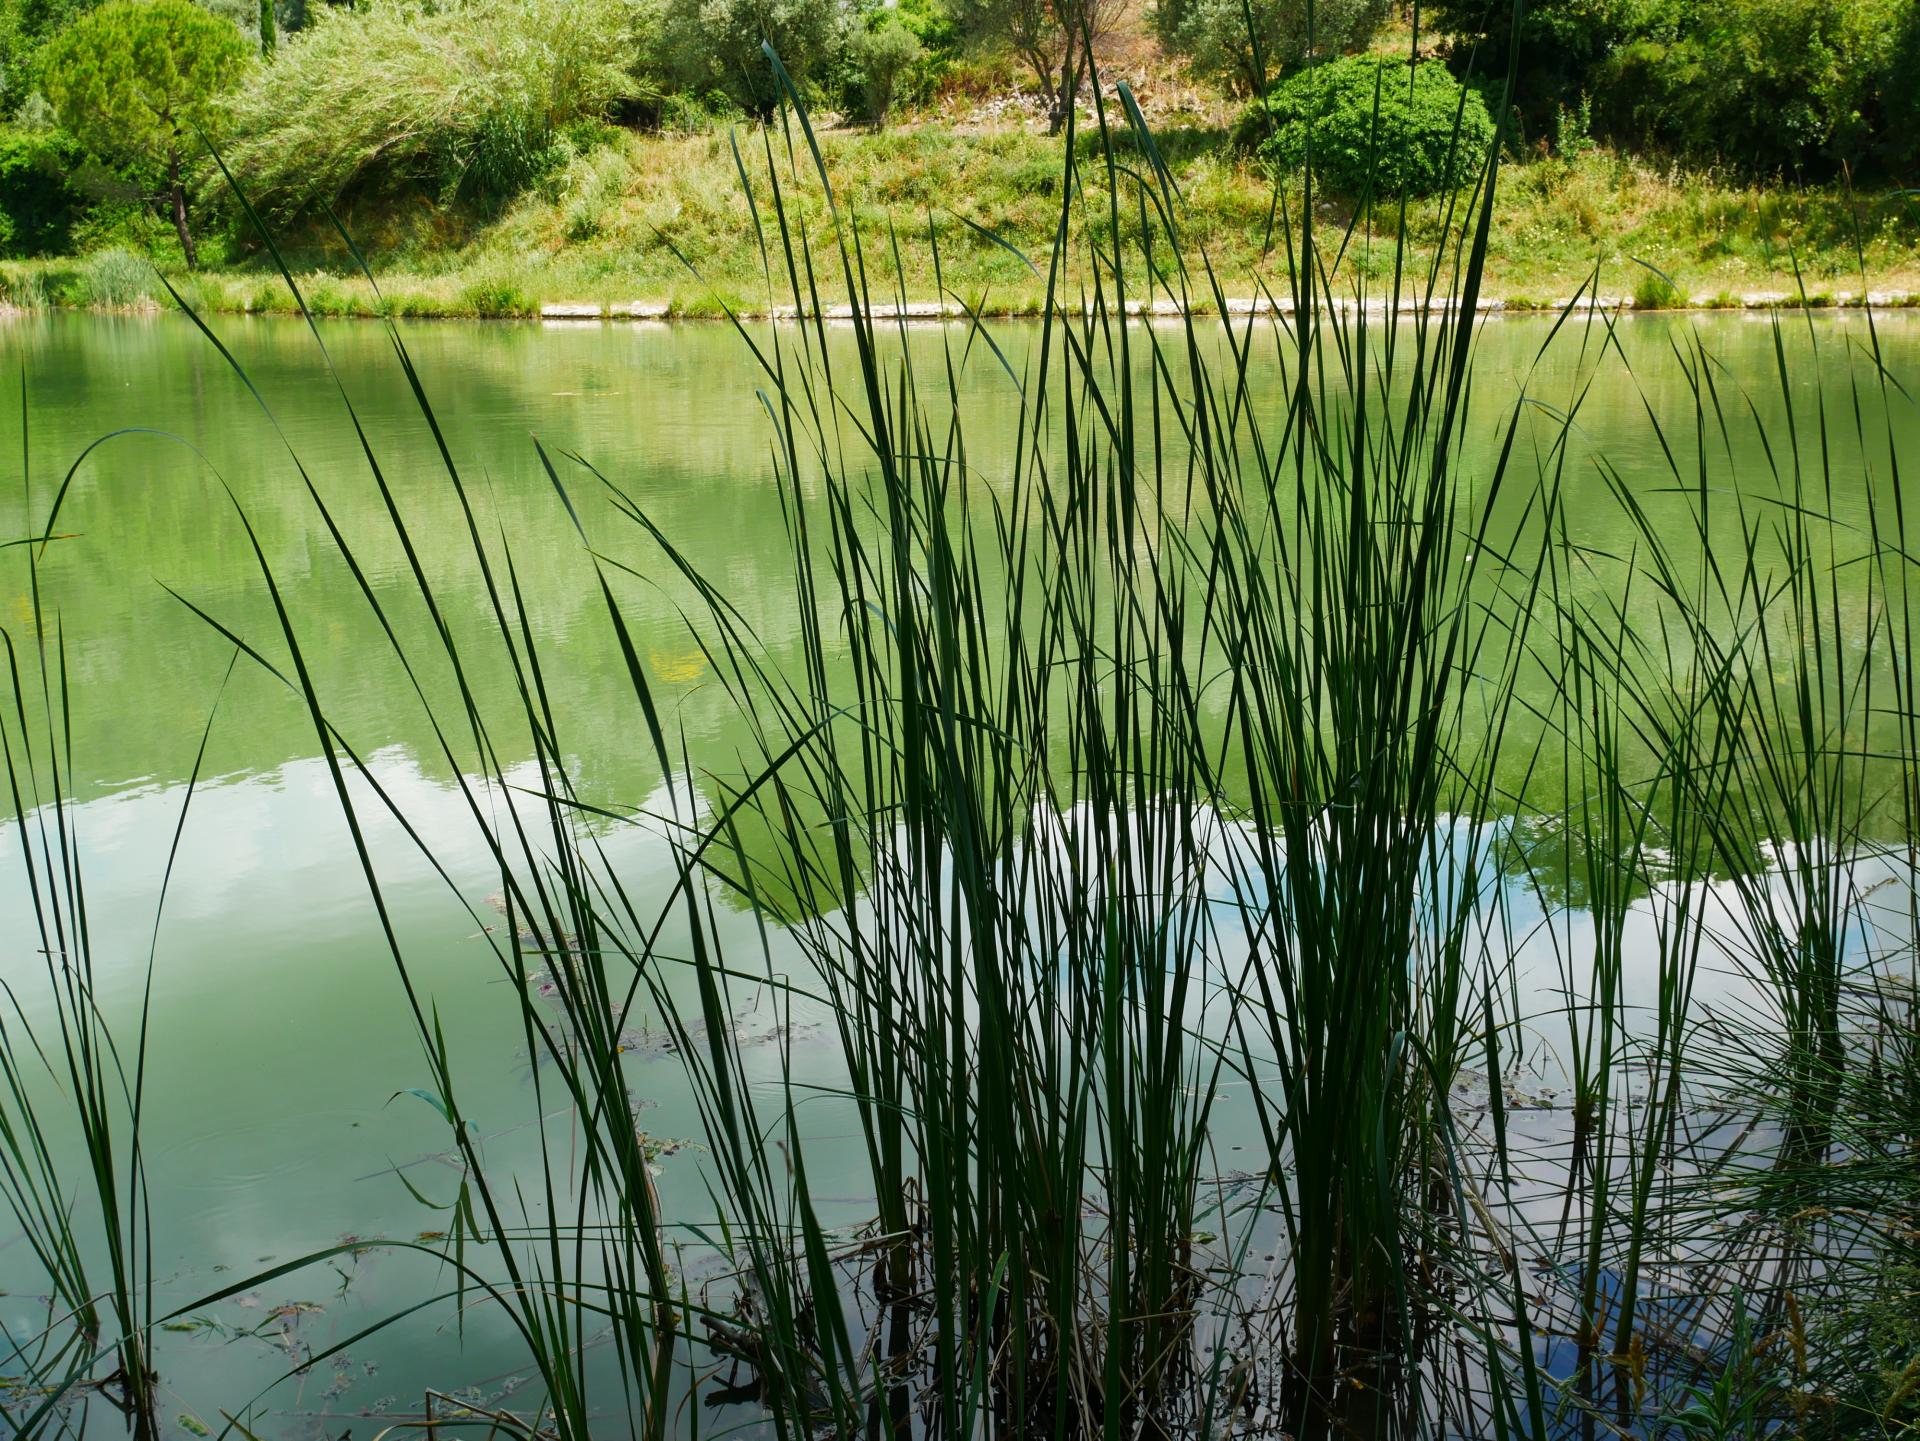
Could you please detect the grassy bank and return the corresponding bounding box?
[5,124,1920,318]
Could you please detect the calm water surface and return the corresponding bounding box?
[0,309,1913,1432]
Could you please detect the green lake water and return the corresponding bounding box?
[0,308,1913,1434]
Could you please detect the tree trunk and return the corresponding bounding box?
[1047,35,1074,134]
[169,152,198,270]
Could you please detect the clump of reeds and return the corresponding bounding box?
[3,28,1916,1441]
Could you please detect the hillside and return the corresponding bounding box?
[8,121,1920,319]
[4,2,1920,318]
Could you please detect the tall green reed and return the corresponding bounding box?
[3,32,1916,1441]
[0,404,221,1441]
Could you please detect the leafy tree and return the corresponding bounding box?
[222,0,653,218]
[1881,0,1920,169]
[658,0,848,117]
[1599,0,1909,174]
[41,0,250,266]
[848,13,922,123]
[1239,55,1497,196]
[1421,0,1639,134]
[0,126,83,255]
[0,0,93,110]
[951,0,1123,131]
[1150,0,1388,95]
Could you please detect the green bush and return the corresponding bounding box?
[846,14,922,124]
[1423,0,1633,135]
[1151,0,1388,94]
[1882,0,1920,171]
[41,0,253,266]
[1428,0,1919,176]
[69,244,157,306]
[219,0,656,220]
[1239,56,1497,197]
[1554,92,1596,160]
[1598,0,1909,176]
[890,0,956,52]
[69,191,184,258]
[0,127,83,257]
[0,0,94,113]
[1631,267,1685,309]
[657,0,846,118]
[656,89,743,133]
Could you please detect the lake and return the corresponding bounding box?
[1,307,1914,1436]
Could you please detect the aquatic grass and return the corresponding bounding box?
[583,63,1247,1434]
[1502,282,1920,1433]
[547,27,1583,1439]
[27,167,714,1441]
[1594,299,1902,1175]
[1,26,1916,1441]
[0,408,241,1438]
[196,54,1913,1441]
[71,248,158,309]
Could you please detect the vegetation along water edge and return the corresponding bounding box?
[3,0,1920,318]
[0,0,1916,1437]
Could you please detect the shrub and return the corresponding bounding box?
[1554,92,1596,160]
[458,275,534,316]
[73,244,157,306]
[0,0,93,113]
[0,127,84,257]
[218,0,657,221]
[890,0,956,52]
[656,90,744,133]
[1151,0,1388,94]
[847,14,922,124]
[69,192,181,258]
[41,0,253,267]
[1881,0,1920,171]
[1423,0,1632,135]
[1598,0,1908,176]
[657,0,848,118]
[1631,268,1685,309]
[1239,56,1497,197]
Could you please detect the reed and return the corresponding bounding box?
[0,415,215,1440]
[0,27,1915,1441]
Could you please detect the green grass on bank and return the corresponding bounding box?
[5,123,1920,318]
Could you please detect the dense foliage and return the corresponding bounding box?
[656,0,847,116]
[0,126,80,254]
[1598,0,1908,174]
[217,0,652,219]
[0,0,91,111]
[40,0,250,263]
[846,14,923,123]
[2,0,1919,274]
[1240,55,1496,196]
[1150,0,1387,93]
[1430,0,1920,174]
[1419,0,1626,132]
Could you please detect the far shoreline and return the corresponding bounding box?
[8,284,1920,325]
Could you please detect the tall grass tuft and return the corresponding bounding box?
[1,28,1915,1441]
[0,409,210,1440]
